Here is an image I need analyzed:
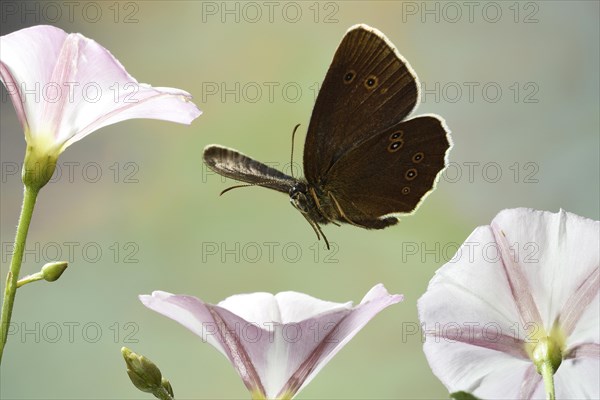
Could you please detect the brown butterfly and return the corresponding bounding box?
[203,24,452,249]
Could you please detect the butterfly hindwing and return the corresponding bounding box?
[303,24,419,185]
[323,116,451,224]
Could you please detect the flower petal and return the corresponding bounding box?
[558,266,599,340]
[0,25,67,135]
[491,224,544,329]
[424,324,528,360]
[565,342,600,359]
[139,291,227,356]
[217,291,353,325]
[520,365,543,399]
[286,284,403,396]
[554,357,600,399]
[419,253,540,399]
[418,224,530,343]
[52,33,201,150]
[62,85,201,150]
[492,208,600,333]
[423,340,536,399]
[211,301,350,398]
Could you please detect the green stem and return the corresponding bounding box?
[540,361,556,400]
[16,272,44,288]
[0,185,39,364]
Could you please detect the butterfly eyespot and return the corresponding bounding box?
[343,70,356,84]
[390,131,404,141]
[364,75,378,89]
[402,187,410,195]
[388,140,404,153]
[405,168,418,181]
[412,152,424,163]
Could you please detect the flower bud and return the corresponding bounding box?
[41,261,68,282]
[121,347,163,394]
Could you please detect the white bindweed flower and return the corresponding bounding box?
[418,208,599,399]
[140,284,403,399]
[0,25,201,188]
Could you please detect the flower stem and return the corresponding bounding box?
[16,272,44,288]
[0,185,39,364]
[540,361,556,400]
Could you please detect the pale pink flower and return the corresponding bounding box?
[140,284,403,399]
[0,25,200,162]
[418,208,599,399]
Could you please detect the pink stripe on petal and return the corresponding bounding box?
[425,326,529,360]
[277,311,353,398]
[565,342,600,359]
[207,306,266,397]
[491,224,544,330]
[41,33,81,139]
[0,62,28,131]
[519,364,542,399]
[558,266,600,337]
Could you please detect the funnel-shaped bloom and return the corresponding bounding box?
[1,25,200,187]
[418,208,599,399]
[141,284,402,399]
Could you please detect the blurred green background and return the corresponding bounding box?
[1,1,598,399]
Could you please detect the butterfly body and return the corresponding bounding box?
[203,24,452,247]
[288,181,331,225]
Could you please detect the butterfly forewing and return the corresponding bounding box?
[303,24,419,185]
[325,116,450,222]
[203,145,296,193]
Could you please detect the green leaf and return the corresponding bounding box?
[450,391,482,400]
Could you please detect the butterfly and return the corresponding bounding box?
[203,24,452,249]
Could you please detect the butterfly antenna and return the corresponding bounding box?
[219,180,281,196]
[220,184,255,196]
[290,123,301,179]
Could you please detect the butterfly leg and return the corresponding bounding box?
[310,187,341,227]
[313,222,331,250]
[328,192,365,228]
[298,210,331,250]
